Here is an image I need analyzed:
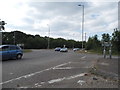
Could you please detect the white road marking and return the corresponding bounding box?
[81,56,86,59]
[0,62,70,85]
[1,57,87,86]
[35,83,39,86]
[66,73,85,80]
[77,80,86,85]
[40,82,45,84]
[18,86,28,88]
[53,62,71,68]
[10,73,13,75]
[48,73,86,84]
[99,62,109,66]
[53,67,72,70]
[48,77,66,84]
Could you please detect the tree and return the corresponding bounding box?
[86,35,101,50]
[112,29,120,53]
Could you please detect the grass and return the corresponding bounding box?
[23,49,32,53]
[77,47,120,56]
[87,50,102,55]
[87,49,120,56]
[77,48,103,55]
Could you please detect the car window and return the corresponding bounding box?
[16,46,21,50]
[10,46,16,50]
[2,46,9,51]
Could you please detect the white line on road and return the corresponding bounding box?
[48,73,86,84]
[0,62,70,85]
[77,80,86,85]
[81,56,86,59]
[1,56,87,85]
[53,67,72,70]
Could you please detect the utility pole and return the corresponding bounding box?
[85,33,86,49]
[13,31,16,45]
[73,34,75,49]
[85,33,86,42]
[47,24,50,49]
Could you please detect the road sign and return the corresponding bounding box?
[102,42,112,47]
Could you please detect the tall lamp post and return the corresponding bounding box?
[13,31,16,45]
[78,4,84,50]
[47,24,50,49]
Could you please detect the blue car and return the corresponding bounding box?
[54,47,61,51]
[0,45,23,60]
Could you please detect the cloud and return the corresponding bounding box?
[0,1,118,41]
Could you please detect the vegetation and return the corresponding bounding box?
[2,28,120,55]
[2,31,82,49]
[23,49,32,53]
[86,28,120,55]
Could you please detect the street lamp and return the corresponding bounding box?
[47,24,50,49]
[73,34,75,49]
[13,31,16,45]
[78,4,84,50]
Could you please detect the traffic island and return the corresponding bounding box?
[89,57,118,82]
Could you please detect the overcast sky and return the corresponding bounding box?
[0,0,119,41]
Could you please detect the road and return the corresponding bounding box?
[1,49,118,88]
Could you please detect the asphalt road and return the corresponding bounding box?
[1,49,118,88]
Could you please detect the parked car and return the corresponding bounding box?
[73,48,80,52]
[0,45,23,60]
[60,48,68,52]
[55,47,61,51]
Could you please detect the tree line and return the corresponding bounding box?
[2,31,83,49]
[86,28,120,54]
[2,29,120,54]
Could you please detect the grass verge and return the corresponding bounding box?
[23,49,32,53]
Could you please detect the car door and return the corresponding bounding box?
[0,47,2,60]
[9,46,17,59]
[2,46,10,60]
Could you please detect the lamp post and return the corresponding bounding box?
[47,24,50,49]
[13,31,16,45]
[73,34,75,49]
[78,4,84,50]
[85,32,86,49]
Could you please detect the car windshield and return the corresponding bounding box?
[62,48,67,49]
[0,45,3,48]
[56,47,60,49]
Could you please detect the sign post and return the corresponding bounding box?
[102,42,112,59]
[103,46,106,59]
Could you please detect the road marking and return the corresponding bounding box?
[99,62,109,66]
[0,62,70,85]
[81,56,86,59]
[77,80,86,85]
[10,73,13,75]
[53,62,71,68]
[66,73,85,80]
[48,77,66,84]
[53,67,72,70]
[48,73,86,84]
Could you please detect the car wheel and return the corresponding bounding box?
[16,54,22,59]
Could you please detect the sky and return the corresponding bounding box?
[0,0,119,41]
